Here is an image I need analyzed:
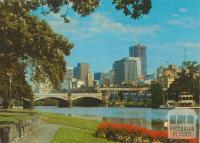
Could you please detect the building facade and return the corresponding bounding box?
[74,63,90,86]
[113,57,141,85]
[32,81,53,94]
[157,64,182,90]
[129,43,147,76]
[87,70,94,87]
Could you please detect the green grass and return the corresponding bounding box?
[0,110,38,124]
[50,126,115,143]
[39,112,115,143]
[40,112,100,131]
[0,110,114,143]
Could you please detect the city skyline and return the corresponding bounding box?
[33,0,200,74]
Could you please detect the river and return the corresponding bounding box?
[35,106,200,130]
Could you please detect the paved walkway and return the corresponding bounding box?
[20,124,60,143]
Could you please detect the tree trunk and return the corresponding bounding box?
[2,98,11,109]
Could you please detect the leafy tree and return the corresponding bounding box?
[0,64,34,109]
[0,0,152,108]
[167,61,200,104]
[150,81,163,108]
[25,0,152,22]
[0,1,73,108]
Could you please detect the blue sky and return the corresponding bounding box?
[33,0,200,74]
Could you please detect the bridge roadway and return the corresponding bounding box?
[34,93,103,102]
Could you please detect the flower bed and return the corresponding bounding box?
[95,122,198,143]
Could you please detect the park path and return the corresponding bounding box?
[20,124,60,143]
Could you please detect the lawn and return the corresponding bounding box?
[0,110,114,143]
[0,110,38,124]
[50,126,115,143]
[40,112,115,143]
[40,112,100,131]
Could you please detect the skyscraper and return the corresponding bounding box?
[74,63,89,82]
[113,57,141,85]
[73,63,93,87]
[129,43,147,76]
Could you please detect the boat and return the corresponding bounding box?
[163,92,198,109]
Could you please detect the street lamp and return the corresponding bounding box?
[6,72,12,107]
[9,73,12,103]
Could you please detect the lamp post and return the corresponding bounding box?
[9,73,12,103]
[6,72,12,108]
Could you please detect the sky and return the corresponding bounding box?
[33,0,200,74]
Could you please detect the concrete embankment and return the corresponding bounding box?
[0,116,40,143]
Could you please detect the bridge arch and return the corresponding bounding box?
[72,96,102,101]
[34,96,68,102]
[72,96,103,107]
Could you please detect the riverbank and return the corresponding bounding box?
[40,112,115,143]
[0,110,41,143]
[0,110,114,143]
[0,110,38,124]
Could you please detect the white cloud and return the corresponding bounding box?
[176,42,200,48]
[166,17,200,29]
[42,13,161,40]
[179,8,188,13]
[89,13,161,35]
[172,14,180,17]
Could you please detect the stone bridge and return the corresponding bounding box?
[33,88,149,107]
[34,92,106,107]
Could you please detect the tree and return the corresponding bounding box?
[150,81,163,108]
[0,0,152,108]
[167,61,200,104]
[0,1,73,108]
[0,64,34,109]
[25,0,152,22]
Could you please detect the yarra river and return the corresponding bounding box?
[35,106,200,130]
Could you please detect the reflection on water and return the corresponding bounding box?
[102,117,164,130]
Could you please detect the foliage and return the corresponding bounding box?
[124,101,151,107]
[95,122,198,143]
[25,0,151,22]
[150,81,163,108]
[0,0,74,108]
[0,0,74,87]
[167,61,200,103]
[0,65,34,109]
[0,0,152,108]
[112,0,152,19]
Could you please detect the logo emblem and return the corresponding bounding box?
[166,108,198,140]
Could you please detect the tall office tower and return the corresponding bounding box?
[113,57,141,85]
[129,43,147,76]
[74,63,90,86]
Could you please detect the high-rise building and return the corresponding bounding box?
[113,57,141,85]
[73,63,93,87]
[129,43,147,76]
[74,63,89,82]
